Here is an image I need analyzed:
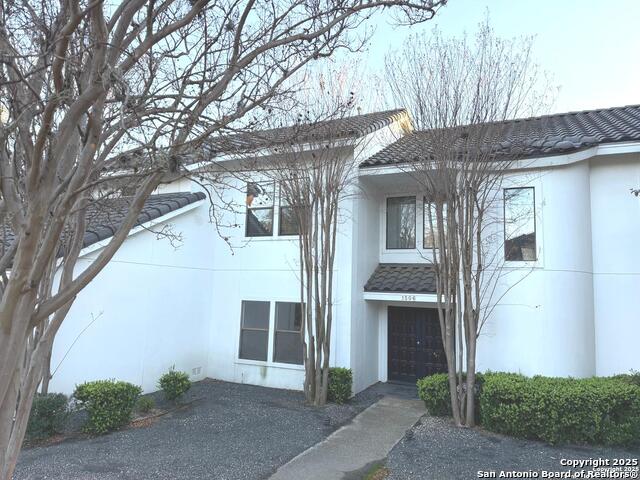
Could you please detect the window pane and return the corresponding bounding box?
[504,188,536,261]
[275,302,302,331]
[387,197,416,249]
[246,208,273,236]
[279,206,300,236]
[423,201,445,249]
[274,332,303,364]
[274,302,303,364]
[246,182,274,208]
[241,301,270,329]
[240,330,268,361]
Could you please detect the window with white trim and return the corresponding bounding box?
[386,196,416,249]
[237,300,304,365]
[504,187,536,261]
[273,302,303,364]
[246,182,274,237]
[423,199,446,249]
[238,301,270,361]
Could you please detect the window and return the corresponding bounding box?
[239,301,270,361]
[386,196,416,249]
[423,199,446,249]
[279,192,302,236]
[273,302,303,364]
[504,187,536,261]
[246,182,274,237]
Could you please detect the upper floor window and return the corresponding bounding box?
[246,182,274,237]
[423,199,446,249]
[386,196,416,249]
[279,194,301,236]
[504,187,536,261]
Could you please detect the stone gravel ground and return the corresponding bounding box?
[386,415,640,480]
[15,379,384,480]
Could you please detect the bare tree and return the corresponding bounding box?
[0,0,446,476]
[385,21,551,427]
[250,69,364,405]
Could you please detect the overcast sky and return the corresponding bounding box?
[360,0,640,115]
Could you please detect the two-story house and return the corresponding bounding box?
[48,105,640,395]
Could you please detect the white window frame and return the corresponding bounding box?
[234,297,305,371]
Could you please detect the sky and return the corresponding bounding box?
[358,0,640,115]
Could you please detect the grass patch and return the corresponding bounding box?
[363,463,389,480]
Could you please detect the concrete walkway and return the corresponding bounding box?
[270,396,425,480]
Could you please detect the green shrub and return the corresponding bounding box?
[158,369,191,401]
[480,374,640,446]
[612,370,640,387]
[136,397,155,414]
[327,367,352,404]
[26,393,69,440]
[417,374,450,416]
[74,380,142,434]
[416,372,484,419]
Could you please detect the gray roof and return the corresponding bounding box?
[364,263,436,294]
[0,192,205,256]
[206,109,406,156]
[81,192,205,248]
[361,104,640,167]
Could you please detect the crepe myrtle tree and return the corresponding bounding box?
[0,0,446,476]
[385,21,551,427]
[253,69,374,406]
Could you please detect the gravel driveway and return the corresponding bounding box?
[386,415,640,480]
[15,379,382,480]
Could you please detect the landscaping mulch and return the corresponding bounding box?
[15,379,384,480]
[385,415,640,480]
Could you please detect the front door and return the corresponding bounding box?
[387,306,448,383]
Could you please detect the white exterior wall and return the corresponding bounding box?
[49,204,214,394]
[205,166,355,391]
[590,153,640,376]
[363,150,640,381]
[477,161,596,377]
[348,184,381,392]
[51,135,640,397]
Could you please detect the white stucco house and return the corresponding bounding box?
[48,105,640,396]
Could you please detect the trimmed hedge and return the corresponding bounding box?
[417,374,450,416]
[612,371,640,388]
[26,393,69,440]
[480,373,640,446]
[328,368,352,404]
[74,380,142,434]
[158,369,191,401]
[417,372,484,420]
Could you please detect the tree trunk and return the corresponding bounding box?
[40,350,52,395]
[465,331,477,427]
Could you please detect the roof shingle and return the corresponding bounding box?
[206,109,406,156]
[361,104,640,167]
[364,263,436,294]
[0,192,205,256]
[81,192,205,248]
